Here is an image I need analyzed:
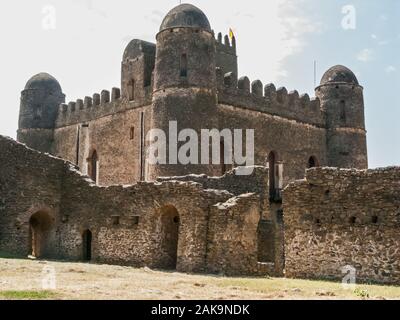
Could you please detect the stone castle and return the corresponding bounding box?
[1,4,399,284]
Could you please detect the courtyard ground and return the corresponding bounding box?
[0,257,399,300]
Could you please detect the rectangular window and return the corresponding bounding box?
[130,127,135,140]
[180,54,188,77]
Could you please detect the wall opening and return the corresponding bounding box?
[268,151,281,200]
[340,100,346,122]
[130,127,135,140]
[28,211,54,258]
[220,141,227,175]
[89,150,98,184]
[308,156,319,168]
[180,54,188,77]
[128,79,135,101]
[257,220,275,263]
[160,205,180,270]
[140,112,145,181]
[82,230,92,261]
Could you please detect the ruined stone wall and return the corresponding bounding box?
[0,135,272,276]
[284,167,400,284]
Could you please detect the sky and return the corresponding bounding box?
[0,0,398,168]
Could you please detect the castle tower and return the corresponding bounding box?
[148,3,218,180]
[316,65,368,169]
[121,39,156,102]
[17,73,65,153]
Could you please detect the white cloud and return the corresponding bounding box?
[385,66,396,73]
[357,49,374,62]
[371,34,377,39]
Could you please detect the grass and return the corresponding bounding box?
[217,277,400,299]
[0,257,399,300]
[0,290,57,300]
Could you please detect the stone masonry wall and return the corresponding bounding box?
[284,167,400,285]
[0,135,270,276]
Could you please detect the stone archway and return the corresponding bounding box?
[29,210,54,258]
[160,205,180,269]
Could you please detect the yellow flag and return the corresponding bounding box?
[229,28,234,39]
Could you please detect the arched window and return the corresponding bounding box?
[308,156,319,168]
[89,150,98,184]
[128,79,135,101]
[180,54,188,77]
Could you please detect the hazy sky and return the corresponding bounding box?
[0,0,398,168]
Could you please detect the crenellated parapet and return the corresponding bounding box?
[217,73,325,126]
[55,86,152,128]
[215,32,236,54]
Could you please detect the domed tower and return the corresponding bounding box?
[121,39,156,102]
[18,73,65,153]
[148,3,218,180]
[316,65,368,169]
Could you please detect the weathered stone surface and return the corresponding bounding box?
[284,167,400,285]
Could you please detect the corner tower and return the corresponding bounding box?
[17,73,65,153]
[316,65,368,169]
[148,3,218,180]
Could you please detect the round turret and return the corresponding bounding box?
[18,73,65,152]
[316,65,367,169]
[149,4,218,180]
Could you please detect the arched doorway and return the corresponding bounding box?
[160,205,180,269]
[82,230,92,261]
[308,156,319,168]
[89,150,98,184]
[29,211,54,258]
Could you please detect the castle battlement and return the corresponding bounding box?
[55,87,152,128]
[215,32,236,53]
[217,70,324,126]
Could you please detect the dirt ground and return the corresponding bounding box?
[0,257,399,300]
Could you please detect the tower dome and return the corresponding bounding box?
[123,39,156,61]
[24,73,62,93]
[159,3,211,32]
[320,65,359,86]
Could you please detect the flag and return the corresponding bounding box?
[229,28,234,39]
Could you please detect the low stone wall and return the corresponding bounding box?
[0,135,272,276]
[283,167,400,284]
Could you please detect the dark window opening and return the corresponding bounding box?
[268,151,280,200]
[308,156,319,168]
[340,100,346,122]
[128,79,135,101]
[180,54,188,77]
[372,216,378,224]
[130,127,135,140]
[112,216,120,226]
[89,150,98,184]
[349,216,357,224]
[220,141,227,175]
